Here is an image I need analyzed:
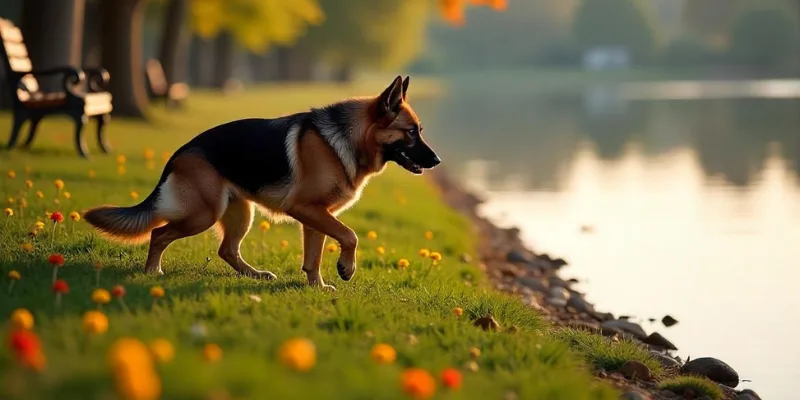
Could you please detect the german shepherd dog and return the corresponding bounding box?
[84,76,440,290]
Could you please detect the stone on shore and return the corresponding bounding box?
[506,250,531,264]
[681,357,739,387]
[619,391,650,400]
[601,320,648,340]
[649,351,681,369]
[618,360,652,381]
[736,389,762,399]
[661,315,678,327]
[643,332,678,351]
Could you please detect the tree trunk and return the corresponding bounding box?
[82,0,101,67]
[248,52,274,83]
[158,0,188,84]
[100,0,149,118]
[189,35,215,87]
[273,45,314,82]
[21,0,85,91]
[212,31,235,89]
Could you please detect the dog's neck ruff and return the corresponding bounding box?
[309,100,365,183]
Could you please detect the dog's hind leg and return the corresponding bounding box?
[286,205,358,282]
[301,225,335,290]
[144,217,217,275]
[218,198,277,280]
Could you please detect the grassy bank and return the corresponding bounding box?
[0,84,650,399]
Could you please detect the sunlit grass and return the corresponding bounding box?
[658,376,724,400]
[0,84,622,399]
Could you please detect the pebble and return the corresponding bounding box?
[618,360,652,381]
[548,287,570,300]
[601,320,648,340]
[516,277,548,293]
[567,294,596,315]
[619,391,650,400]
[649,351,681,369]
[643,332,678,351]
[506,250,531,264]
[662,315,678,327]
[736,389,762,400]
[546,297,568,308]
[681,357,739,387]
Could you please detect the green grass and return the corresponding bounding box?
[1,83,635,399]
[556,329,664,378]
[658,376,725,400]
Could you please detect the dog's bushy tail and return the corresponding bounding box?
[84,191,161,244]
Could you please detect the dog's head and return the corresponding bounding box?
[369,76,440,175]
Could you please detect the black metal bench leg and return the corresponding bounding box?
[95,114,111,153]
[7,112,25,149]
[22,116,43,149]
[73,114,88,158]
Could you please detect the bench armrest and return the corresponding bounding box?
[18,67,85,96]
[83,67,110,92]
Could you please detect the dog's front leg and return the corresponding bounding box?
[287,205,358,282]
[301,225,336,290]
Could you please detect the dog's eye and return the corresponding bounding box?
[407,127,417,136]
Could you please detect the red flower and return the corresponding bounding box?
[441,368,462,390]
[47,253,65,267]
[112,285,126,297]
[50,212,64,223]
[52,279,69,294]
[9,329,40,357]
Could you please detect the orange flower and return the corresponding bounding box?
[424,231,434,240]
[150,286,165,298]
[367,231,378,240]
[48,253,65,267]
[35,190,44,199]
[440,0,465,26]
[53,179,64,190]
[112,285,126,297]
[10,308,34,330]
[469,347,481,359]
[397,259,410,269]
[62,191,71,199]
[429,252,442,262]
[440,368,462,390]
[376,246,386,255]
[203,343,223,362]
[130,191,139,200]
[401,368,436,399]
[20,243,34,252]
[116,155,127,164]
[150,339,174,363]
[24,179,34,188]
[50,212,64,223]
[453,307,464,317]
[278,338,316,372]
[3,208,13,217]
[92,289,111,305]
[69,211,81,222]
[371,343,397,364]
[143,148,155,160]
[259,220,270,231]
[9,270,21,280]
[107,337,161,400]
[88,169,96,178]
[7,170,16,179]
[326,243,338,253]
[83,311,109,335]
[280,240,289,248]
[418,249,430,258]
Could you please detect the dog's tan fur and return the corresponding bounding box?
[84,76,433,290]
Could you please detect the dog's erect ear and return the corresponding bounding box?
[401,76,410,100]
[377,75,404,119]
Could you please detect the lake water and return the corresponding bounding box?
[418,77,800,399]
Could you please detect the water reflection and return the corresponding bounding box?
[417,84,800,399]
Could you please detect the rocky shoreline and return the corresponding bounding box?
[429,169,761,400]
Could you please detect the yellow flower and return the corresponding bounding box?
[149,339,175,363]
[83,310,109,335]
[53,179,64,190]
[419,248,430,258]
[149,286,165,298]
[143,148,155,160]
[7,198,14,205]
[429,252,442,262]
[278,338,316,372]
[24,179,33,189]
[424,231,434,240]
[259,220,270,231]
[10,308,34,330]
[366,231,378,240]
[130,191,139,200]
[469,347,481,359]
[92,289,111,305]
[69,212,81,222]
[35,190,44,199]
[376,246,385,255]
[9,270,21,280]
[453,307,464,317]
[7,170,16,179]
[117,165,126,175]
[326,243,338,253]
[20,243,34,252]
[397,258,410,269]
[280,240,289,249]
[116,155,127,164]
[88,169,96,178]
[203,343,223,362]
[63,191,71,199]
[35,221,45,230]
[4,208,13,217]
[370,343,396,364]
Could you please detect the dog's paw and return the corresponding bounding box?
[244,269,277,281]
[336,260,355,281]
[321,284,337,292]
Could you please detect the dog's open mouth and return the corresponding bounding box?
[395,149,423,175]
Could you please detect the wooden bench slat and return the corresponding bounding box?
[3,41,27,58]
[0,25,23,43]
[9,57,32,72]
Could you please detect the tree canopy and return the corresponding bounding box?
[572,0,658,62]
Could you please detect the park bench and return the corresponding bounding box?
[0,18,113,158]
[145,58,189,108]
